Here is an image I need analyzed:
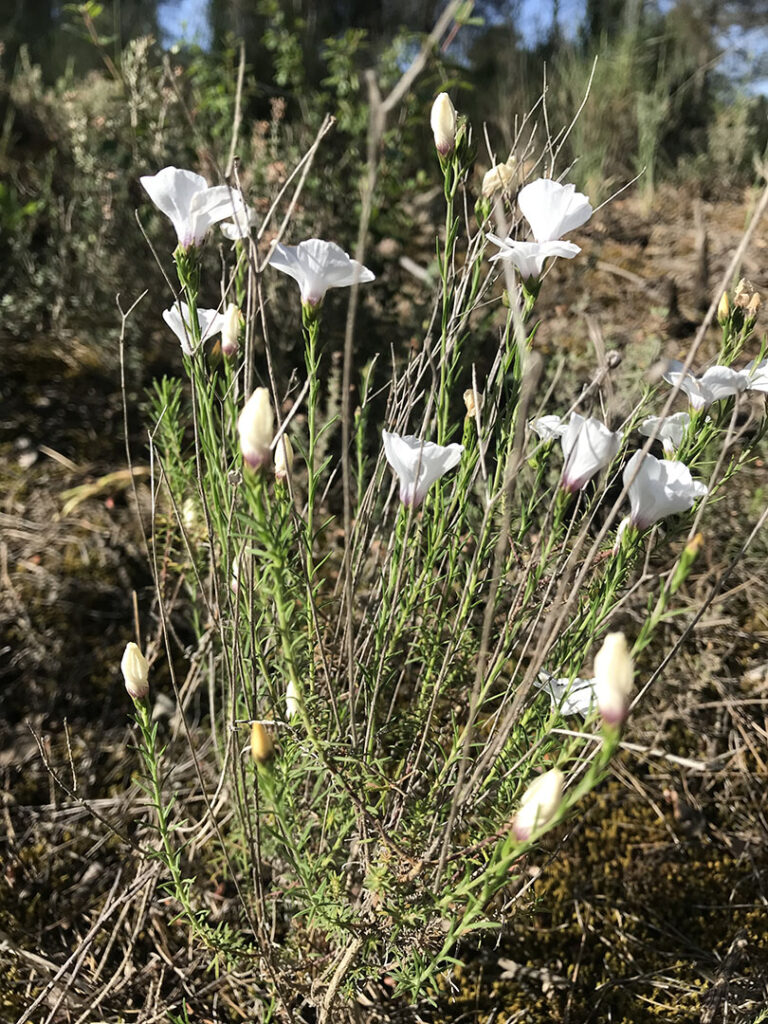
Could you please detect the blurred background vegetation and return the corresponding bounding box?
[1,0,767,362]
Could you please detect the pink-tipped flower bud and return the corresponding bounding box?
[430,93,457,157]
[221,302,242,357]
[238,388,274,470]
[274,434,294,482]
[121,642,149,701]
[512,768,564,841]
[594,632,634,725]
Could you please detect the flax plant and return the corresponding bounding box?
[121,67,768,1022]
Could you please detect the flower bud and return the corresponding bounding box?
[121,642,149,701]
[463,388,477,418]
[274,434,294,482]
[669,532,703,594]
[221,302,242,357]
[250,721,274,764]
[594,632,634,725]
[512,768,564,841]
[430,93,457,157]
[481,158,516,198]
[734,278,760,312]
[285,679,300,720]
[717,290,730,326]
[238,388,274,470]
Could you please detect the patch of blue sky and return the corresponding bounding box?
[158,0,212,49]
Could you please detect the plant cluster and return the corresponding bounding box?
[115,77,767,1021]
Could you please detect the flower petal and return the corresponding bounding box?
[518,178,592,243]
[487,237,580,279]
[531,414,566,441]
[141,167,209,244]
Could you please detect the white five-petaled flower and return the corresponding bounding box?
[535,671,596,718]
[663,360,749,411]
[163,301,225,356]
[430,92,457,156]
[487,234,581,281]
[238,388,274,470]
[593,632,634,725]
[268,238,375,307]
[512,768,564,842]
[639,412,691,455]
[530,414,567,442]
[140,166,247,249]
[560,412,621,492]
[518,178,593,243]
[622,450,708,531]
[382,430,463,508]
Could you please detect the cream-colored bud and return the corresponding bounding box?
[221,302,242,357]
[717,291,730,325]
[250,721,274,764]
[481,158,516,198]
[182,497,197,530]
[463,388,477,418]
[430,93,457,156]
[121,642,149,701]
[285,679,300,720]
[594,631,634,725]
[274,434,294,482]
[238,388,274,470]
[512,768,564,841]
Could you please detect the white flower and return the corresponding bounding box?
[238,388,274,470]
[535,671,596,718]
[593,632,633,725]
[487,234,581,281]
[286,679,300,721]
[121,642,149,701]
[221,206,258,240]
[518,178,593,243]
[221,302,242,357]
[663,360,749,411]
[382,430,463,507]
[163,301,225,356]
[430,92,457,156]
[623,450,708,531]
[268,238,375,307]
[746,357,768,393]
[140,166,247,249]
[639,412,691,455]
[560,413,620,492]
[530,414,567,442]
[513,768,564,842]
